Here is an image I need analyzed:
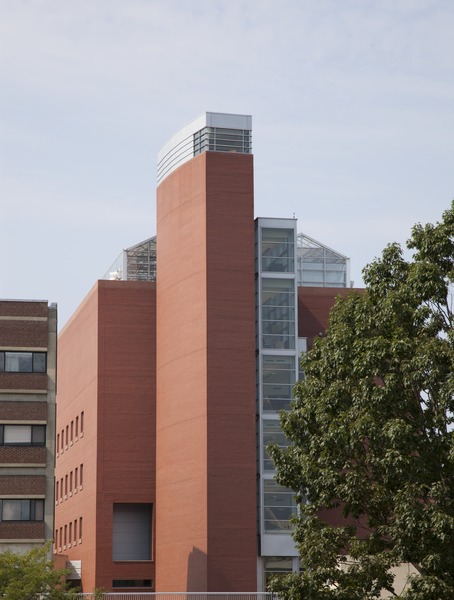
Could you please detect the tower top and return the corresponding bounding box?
[157,112,252,184]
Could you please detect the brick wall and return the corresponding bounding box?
[0,401,48,420]
[0,475,46,495]
[0,373,47,391]
[0,302,48,318]
[0,321,48,348]
[0,521,45,539]
[0,447,46,464]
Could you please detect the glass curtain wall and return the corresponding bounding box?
[256,219,299,553]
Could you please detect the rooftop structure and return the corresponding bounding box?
[157,112,252,184]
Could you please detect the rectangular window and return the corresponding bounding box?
[263,479,296,533]
[75,416,79,437]
[64,524,67,547]
[80,411,84,434]
[74,467,78,489]
[261,278,296,349]
[56,433,59,453]
[74,519,77,543]
[70,421,73,443]
[61,430,64,452]
[59,527,62,549]
[69,521,72,546]
[112,580,153,588]
[262,355,296,412]
[0,425,46,447]
[263,419,289,472]
[60,478,63,501]
[65,475,68,496]
[0,499,44,521]
[79,517,83,541]
[261,228,295,273]
[69,471,73,494]
[80,464,83,486]
[55,481,59,503]
[112,503,152,560]
[0,351,46,373]
[65,426,68,447]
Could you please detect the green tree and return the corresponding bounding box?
[0,544,77,600]
[269,202,454,599]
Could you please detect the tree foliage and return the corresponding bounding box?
[269,202,454,599]
[0,544,76,600]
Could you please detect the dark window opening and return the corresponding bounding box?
[112,580,152,588]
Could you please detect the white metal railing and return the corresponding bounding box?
[75,594,274,600]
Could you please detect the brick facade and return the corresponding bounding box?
[0,522,45,539]
[0,320,48,348]
[0,475,46,495]
[0,373,48,391]
[0,401,48,420]
[0,300,56,551]
[0,447,46,464]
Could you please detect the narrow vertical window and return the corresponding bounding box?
[75,416,79,437]
[64,524,67,547]
[80,411,84,434]
[65,425,69,447]
[65,474,68,496]
[60,478,63,501]
[55,481,59,503]
[80,463,83,486]
[61,430,64,452]
[70,420,74,443]
[56,433,59,454]
[79,517,83,541]
[59,527,62,550]
[74,519,77,543]
[69,471,73,494]
[75,467,78,489]
[69,521,72,545]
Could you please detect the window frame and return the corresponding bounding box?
[0,498,45,521]
[0,351,47,373]
[0,424,46,447]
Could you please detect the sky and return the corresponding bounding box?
[0,0,453,329]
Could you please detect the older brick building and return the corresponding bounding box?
[0,300,57,553]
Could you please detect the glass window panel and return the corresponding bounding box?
[2,500,22,520]
[21,499,30,520]
[303,270,324,282]
[262,257,294,273]
[326,270,346,283]
[262,320,295,336]
[262,335,295,350]
[262,397,292,412]
[32,425,46,446]
[33,353,46,373]
[33,500,44,521]
[261,306,295,321]
[262,228,294,244]
[263,355,295,369]
[4,425,31,444]
[0,353,4,372]
[5,352,33,372]
[263,383,293,398]
[263,420,289,471]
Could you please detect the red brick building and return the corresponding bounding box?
[54,113,353,592]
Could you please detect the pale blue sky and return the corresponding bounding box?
[1,0,453,328]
